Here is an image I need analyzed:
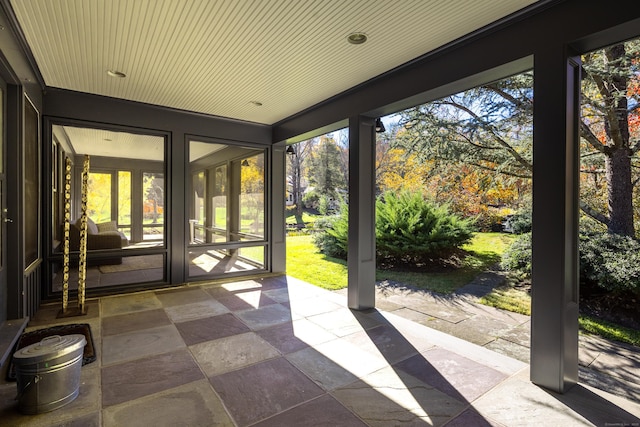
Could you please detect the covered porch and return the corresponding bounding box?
[1,275,638,426]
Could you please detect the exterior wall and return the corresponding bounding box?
[1,4,44,319]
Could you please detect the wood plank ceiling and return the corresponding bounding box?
[11,0,538,125]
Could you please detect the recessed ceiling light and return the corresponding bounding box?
[107,70,126,78]
[250,101,263,107]
[347,32,367,45]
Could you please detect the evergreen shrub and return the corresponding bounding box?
[312,210,348,259]
[376,191,474,263]
[500,232,532,276]
[302,191,320,209]
[318,195,330,215]
[580,232,640,294]
[504,209,532,234]
[500,230,640,295]
[312,191,475,264]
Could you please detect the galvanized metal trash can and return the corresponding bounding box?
[13,334,87,414]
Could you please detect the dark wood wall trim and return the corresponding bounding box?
[44,89,270,145]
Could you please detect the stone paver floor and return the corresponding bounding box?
[0,275,638,426]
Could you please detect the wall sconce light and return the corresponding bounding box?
[286,145,295,155]
[375,118,386,133]
[241,159,249,166]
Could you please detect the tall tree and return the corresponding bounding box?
[143,173,164,223]
[395,72,534,214]
[397,72,534,180]
[395,39,640,238]
[376,122,430,194]
[287,138,315,216]
[581,41,640,236]
[336,129,350,191]
[307,135,347,200]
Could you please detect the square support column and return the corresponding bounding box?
[530,47,581,393]
[271,146,286,273]
[347,116,376,310]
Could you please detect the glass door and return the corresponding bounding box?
[188,138,267,278]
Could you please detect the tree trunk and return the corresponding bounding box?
[606,148,635,235]
[603,44,635,236]
[293,153,303,216]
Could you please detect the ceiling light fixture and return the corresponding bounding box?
[286,145,295,155]
[107,70,126,78]
[250,101,263,107]
[375,118,386,133]
[241,159,250,166]
[347,32,367,45]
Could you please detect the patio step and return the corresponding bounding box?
[0,317,29,368]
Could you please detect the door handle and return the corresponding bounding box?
[4,218,12,223]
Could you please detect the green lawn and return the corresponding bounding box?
[286,235,347,290]
[480,289,640,346]
[376,232,516,294]
[286,232,515,293]
[285,207,321,227]
[578,315,640,347]
[479,286,531,315]
[286,232,640,346]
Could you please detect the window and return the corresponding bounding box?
[118,171,131,239]
[237,153,265,240]
[49,124,166,292]
[87,172,112,223]
[142,172,164,241]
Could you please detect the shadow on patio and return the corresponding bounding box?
[0,275,638,426]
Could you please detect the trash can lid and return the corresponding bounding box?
[13,334,86,364]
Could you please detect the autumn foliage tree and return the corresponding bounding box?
[392,39,640,238]
[393,72,534,227]
[376,124,428,194]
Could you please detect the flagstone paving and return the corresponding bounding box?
[0,275,638,426]
[355,277,640,405]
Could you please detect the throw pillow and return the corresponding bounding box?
[97,221,118,233]
[86,217,99,234]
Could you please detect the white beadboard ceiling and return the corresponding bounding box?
[54,125,165,160]
[11,0,538,125]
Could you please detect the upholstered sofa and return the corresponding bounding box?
[68,218,128,265]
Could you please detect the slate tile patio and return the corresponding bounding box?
[0,275,638,426]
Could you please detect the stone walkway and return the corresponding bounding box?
[333,272,640,405]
